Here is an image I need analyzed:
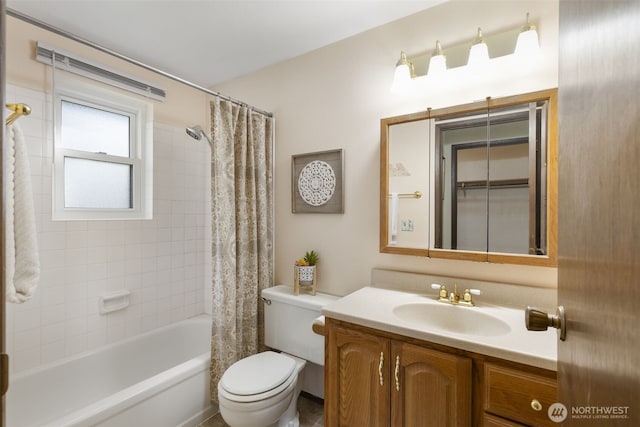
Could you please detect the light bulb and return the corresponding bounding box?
[428,40,447,77]
[515,13,540,57]
[468,27,490,68]
[394,63,412,82]
[391,51,414,93]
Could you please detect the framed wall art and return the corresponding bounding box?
[292,149,344,213]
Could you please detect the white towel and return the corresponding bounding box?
[389,192,398,245]
[5,123,40,303]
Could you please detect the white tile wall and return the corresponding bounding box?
[5,84,212,373]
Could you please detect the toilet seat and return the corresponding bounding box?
[219,351,297,403]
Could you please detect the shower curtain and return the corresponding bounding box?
[209,97,274,402]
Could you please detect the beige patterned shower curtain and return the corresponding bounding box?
[209,97,274,402]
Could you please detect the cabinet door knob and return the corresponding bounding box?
[531,399,543,411]
[378,352,384,386]
[394,355,400,391]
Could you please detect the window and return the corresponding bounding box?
[53,77,153,220]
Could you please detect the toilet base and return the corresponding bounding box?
[218,354,306,427]
[273,399,299,427]
[219,395,300,427]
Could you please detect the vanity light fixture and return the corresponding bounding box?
[427,40,447,76]
[390,13,543,93]
[467,27,490,68]
[515,13,540,56]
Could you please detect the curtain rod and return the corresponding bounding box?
[7,8,274,118]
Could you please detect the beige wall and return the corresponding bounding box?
[214,0,560,296]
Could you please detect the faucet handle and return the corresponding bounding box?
[431,283,448,300]
[462,288,481,305]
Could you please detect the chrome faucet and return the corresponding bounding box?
[431,283,481,307]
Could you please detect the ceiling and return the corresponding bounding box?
[7,0,447,89]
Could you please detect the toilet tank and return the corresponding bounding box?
[262,285,338,366]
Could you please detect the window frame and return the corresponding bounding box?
[52,77,153,220]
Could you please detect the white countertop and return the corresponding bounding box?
[321,286,557,371]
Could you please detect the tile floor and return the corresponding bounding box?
[198,393,324,427]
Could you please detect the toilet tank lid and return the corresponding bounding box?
[261,285,338,310]
[220,351,295,396]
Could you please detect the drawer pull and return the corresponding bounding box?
[378,352,384,386]
[531,399,543,411]
[394,355,400,391]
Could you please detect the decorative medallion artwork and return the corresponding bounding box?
[298,160,336,206]
[292,149,344,213]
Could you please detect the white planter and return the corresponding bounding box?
[297,266,316,285]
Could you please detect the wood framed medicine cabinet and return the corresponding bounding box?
[380,89,557,267]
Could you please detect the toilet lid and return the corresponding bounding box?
[220,351,296,396]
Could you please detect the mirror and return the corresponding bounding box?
[380,89,557,266]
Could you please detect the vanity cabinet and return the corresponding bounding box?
[324,318,556,427]
[325,321,471,426]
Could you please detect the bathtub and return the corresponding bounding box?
[7,315,216,427]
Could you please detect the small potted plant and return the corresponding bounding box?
[294,250,319,295]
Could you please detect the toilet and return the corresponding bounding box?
[217,285,337,427]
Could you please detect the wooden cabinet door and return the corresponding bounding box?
[391,341,472,427]
[325,322,390,427]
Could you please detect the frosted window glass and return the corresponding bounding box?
[64,158,132,209]
[61,100,130,157]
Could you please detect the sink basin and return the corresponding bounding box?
[393,302,511,336]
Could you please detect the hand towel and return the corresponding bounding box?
[5,123,40,303]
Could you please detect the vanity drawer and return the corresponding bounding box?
[484,363,557,427]
[483,413,526,427]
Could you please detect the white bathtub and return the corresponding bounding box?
[7,315,215,427]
